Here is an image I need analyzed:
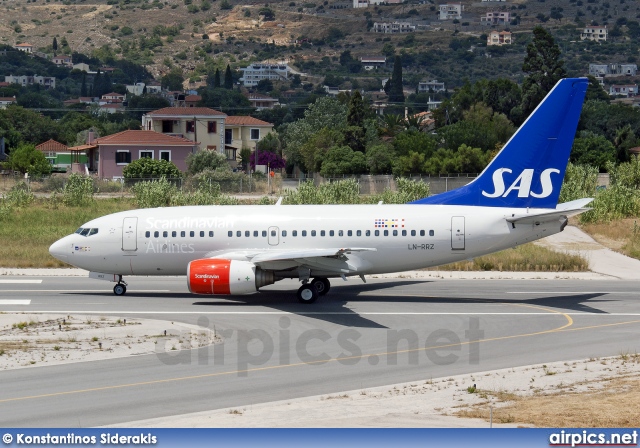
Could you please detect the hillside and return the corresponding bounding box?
[1,0,639,88]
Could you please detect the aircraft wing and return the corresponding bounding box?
[506,198,594,225]
[202,248,377,274]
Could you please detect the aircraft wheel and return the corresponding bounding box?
[297,284,318,304]
[311,277,331,296]
[113,284,127,296]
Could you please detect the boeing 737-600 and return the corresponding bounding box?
[49,78,592,303]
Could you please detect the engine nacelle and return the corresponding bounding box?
[187,258,275,295]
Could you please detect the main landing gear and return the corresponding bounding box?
[113,275,127,296]
[297,277,330,304]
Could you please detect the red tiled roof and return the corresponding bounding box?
[95,130,198,146]
[15,43,33,47]
[102,92,125,97]
[226,116,273,126]
[36,139,68,152]
[185,95,202,102]
[147,107,226,116]
[0,97,16,102]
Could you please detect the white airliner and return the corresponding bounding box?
[50,78,592,303]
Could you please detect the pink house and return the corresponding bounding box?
[80,130,199,179]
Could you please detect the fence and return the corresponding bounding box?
[1,172,481,197]
[0,175,280,196]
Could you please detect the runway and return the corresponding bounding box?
[1,275,639,427]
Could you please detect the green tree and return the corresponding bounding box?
[585,75,610,103]
[483,78,522,121]
[224,64,233,89]
[319,145,367,177]
[197,87,251,111]
[299,127,343,173]
[281,97,348,171]
[52,37,58,52]
[185,149,229,175]
[387,55,405,106]
[6,143,52,176]
[344,90,367,152]
[570,131,616,171]
[521,26,567,118]
[122,158,182,179]
[212,68,221,88]
[365,143,395,174]
[162,68,185,90]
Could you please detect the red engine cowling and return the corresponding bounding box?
[187,258,275,295]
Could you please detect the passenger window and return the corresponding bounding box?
[357,230,361,237]
[228,231,233,237]
[282,230,287,237]
[429,230,435,236]
[190,231,195,237]
[411,230,416,237]
[384,230,389,236]
[245,231,250,237]
[88,228,98,236]
[311,230,316,237]
[209,231,214,237]
[172,231,177,237]
[181,231,186,237]
[302,230,307,237]
[330,230,334,237]
[236,231,241,237]
[145,231,150,238]
[420,230,425,237]
[271,230,277,237]
[253,231,258,237]
[338,230,343,237]
[292,230,297,237]
[347,230,352,236]
[402,230,407,236]
[262,230,267,237]
[393,230,398,236]
[154,231,159,238]
[375,230,380,236]
[200,231,205,237]
[163,231,168,238]
[321,230,326,237]
[366,230,370,236]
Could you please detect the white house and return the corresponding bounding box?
[439,3,463,20]
[418,80,445,93]
[239,63,290,87]
[581,26,607,42]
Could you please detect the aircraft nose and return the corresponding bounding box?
[49,236,71,261]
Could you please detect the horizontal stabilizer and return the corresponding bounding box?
[506,198,593,225]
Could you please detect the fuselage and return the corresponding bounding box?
[49,203,563,278]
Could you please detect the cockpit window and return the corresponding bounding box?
[76,228,98,237]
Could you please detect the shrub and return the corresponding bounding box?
[283,179,360,204]
[62,174,94,206]
[186,150,229,175]
[122,158,182,180]
[559,163,598,203]
[131,178,177,208]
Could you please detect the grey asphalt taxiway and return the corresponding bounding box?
[1,275,639,427]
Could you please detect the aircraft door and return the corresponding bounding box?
[268,226,279,246]
[122,217,138,251]
[451,216,465,250]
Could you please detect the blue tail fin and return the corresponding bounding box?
[411,78,588,208]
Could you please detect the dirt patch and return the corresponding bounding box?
[0,313,219,370]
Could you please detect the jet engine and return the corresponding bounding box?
[187,258,275,295]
